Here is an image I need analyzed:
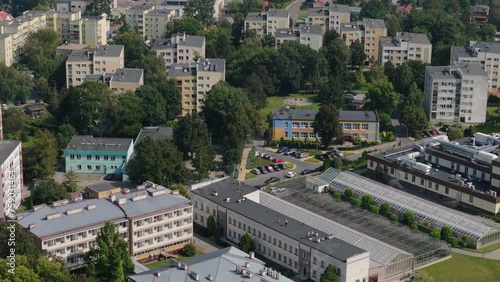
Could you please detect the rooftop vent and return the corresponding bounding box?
[118,198,127,205]
[46,212,61,220]
[33,204,47,211]
[132,192,147,201]
[225,197,230,202]
[28,223,36,230]
[190,271,199,281]
[207,274,213,281]
[66,208,82,215]
[52,199,69,207]
[212,191,218,196]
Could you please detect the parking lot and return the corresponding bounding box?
[243,147,322,186]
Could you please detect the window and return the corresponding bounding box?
[77,155,81,160]
[445,187,449,194]
[104,156,108,160]
[77,165,81,170]
[412,175,416,182]
[362,124,369,130]
[96,165,100,170]
[353,123,360,130]
[111,156,116,161]
[87,165,92,170]
[95,155,100,160]
[469,195,473,203]
[313,257,317,265]
[321,261,325,268]
[312,270,317,278]
[70,154,75,159]
[87,155,91,160]
[420,178,425,185]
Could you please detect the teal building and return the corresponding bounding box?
[64,135,134,175]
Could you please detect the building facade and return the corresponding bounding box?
[0,140,23,219]
[307,4,351,33]
[65,44,124,88]
[244,9,290,36]
[64,135,134,174]
[190,178,371,282]
[270,109,380,141]
[152,34,206,70]
[379,32,432,66]
[169,58,225,115]
[340,19,387,64]
[17,181,192,270]
[471,4,489,23]
[126,5,176,39]
[424,63,488,124]
[451,41,500,93]
[275,24,323,51]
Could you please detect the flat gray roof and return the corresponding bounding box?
[426,63,486,79]
[65,135,133,152]
[110,68,143,84]
[272,109,379,122]
[135,126,174,145]
[380,32,431,47]
[0,140,21,163]
[67,45,124,62]
[275,24,323,38]
[86,182,120,193]
[308,5,350,16]
[246,9,289,21]
[192,178,367,262]
[361,18,386,29]
[129,247,293,282]
[169,58,225,77]
[152,35,205,50]
[341,22,363,32]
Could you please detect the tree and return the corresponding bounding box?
[321,39,350,79]
[170,183,190,199]
[192,138,215,181]
[239,233,254,253]
[3,108,29,137]
[364,80,400,114]
[323,29,339,47]
[206,215,216,237]
[183,0,215,25]
[361,194,373,209]
[244,73,267,109]
[30,179,68,205]
[447,236,459,247]
[0,222,44,259]
[369,205,379,214]
[313,104,342,146]
[116,91,144,137]
[0,255,71,281]
[0,64,33,102]
[320,264,339,282]
[392,63,414,94]
[402,211,415,225]
[400,106,428,136]
[261,34,276,47]
[84,0,112,16]
[400,82,424,109]
[70,82,113,134]
[85,222,134,282]
[166,17,205,37]
[55,123,77,153]
[24,130,58,181]
[479,24,497,41]
[127,137,187,185]
[448,127,464,140]
[383,61,396,81]
[350,39,366,69]
[440,226,453,241]
[430,229,441,239]
[380,203,390,216]
[183,243,197,257]
[344,188,354,201]
[317,77,344,107]
[350,198,362,207]
[136,85,166,126]
[203,26,234,58]
[374,164,389,184]
[174,113,209,158]
[63,170,78,192]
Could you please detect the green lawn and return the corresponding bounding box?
[260,93,319,128]
[463,242,500,253]
[246,149,274,169]
[298,9,308,20]
[145,251,205,270]
[488,106,500,117]
[420,252,500,282]
[304,157,321,163]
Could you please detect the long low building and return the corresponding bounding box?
[191,178,370,282]
[17,181,193,269]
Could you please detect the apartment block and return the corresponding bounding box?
[424,63,488,124]
[64,135,134,175]
[17,181,192,270]
[451,41,500,94]
[65,44,124,88]
[275,24,323,51]
[340,19,387,64]
[471,4,489,24]
[169,58,225,116]
[126,5,176,39]
[190,178,370,282]
[152,33,206,70]
[84,68,144,94]
[307,4,350,33]
[244,9,290,36]
[0,140,23,219]
[270,109,379,141]
[379,32,432,66]
[0,34,13,66]
[56,0,118,13]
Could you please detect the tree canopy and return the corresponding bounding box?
[313,104,342,146]
[320,264,339,282]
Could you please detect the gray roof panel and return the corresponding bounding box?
[65,135,133,152]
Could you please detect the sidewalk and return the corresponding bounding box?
[193,234,220,254]
[452,248,500,260]
[237,147,252,181]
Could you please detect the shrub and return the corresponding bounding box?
[183,243,196,257]
[461,235,469,248]
[379,203,390,216]
[410,223,418,230]
[332,191,341,200]
[344,189,354,200]
[390,214,398,222]
[351,198,361,207]
[361,194,373,209]
[402,211,415,225]
[423,221,431,228]
[369,205,379,214]
[447,236,459,247]
[430,229,441,239]
[441,226,453,241]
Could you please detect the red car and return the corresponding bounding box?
[265,165,274,172]
[273,158,284,164]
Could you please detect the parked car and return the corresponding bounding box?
[277,163,287,170]
[272,164,281,171]
[315,154,328,160]
[264,154,272,160]
[281,148,289,154]
[294,151,302,158]
[313,166,323,172]
[286,171,296,178]
[277,146,288,153]
[251,169,260,175]
[265,165,274,172]
[257,166,268,174]
[269,156,276,161]
[273,158,284,164]
[264,177,280,184]
[285,149,297,156]
[332,149,343,157]
[300,169,312,175]
[299,153,309,159]
[261,153,269,159]
[254,151,260,157]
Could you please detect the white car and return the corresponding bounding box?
[286,171,296,178]
[255,151,260,157]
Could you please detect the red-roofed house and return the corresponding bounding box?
[0,11,14,21]
[395,5,413,16]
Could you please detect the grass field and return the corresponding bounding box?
[145,251,205,270]
[298,9,308,20]
[304,157,321,163]
[464,242,500,253]
[420,252,500,282]
[488,106,500,117]
[260,93,319,128]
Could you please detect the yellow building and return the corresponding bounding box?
[340,18,387,64]
[308,4,351,33]
[244,9,290,36]
[0,34,13,66]
[169,58,225,116]
[270,109,380,141]
[84,68,144,94]
[66,45,125,88]
[126,4,176,39]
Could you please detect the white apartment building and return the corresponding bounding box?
[0,140,23,219]
[125,5,176,39]
[379,32,432,66]
[56,0,118,13]
[17,181,193,269]
[308,4,351,33]
[244,9,290,36]
[451,41,500,94]
[424,63,488,124]
[191,178,370,282]
[275,24,323,51]
[152,33,206,69]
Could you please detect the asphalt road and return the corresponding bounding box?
[243,148,322,186]
[286,0,306,24]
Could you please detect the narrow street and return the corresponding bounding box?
[286,0,306,24]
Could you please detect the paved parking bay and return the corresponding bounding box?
[243,147,322,186]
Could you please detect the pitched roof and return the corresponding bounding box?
[0,11,14,21]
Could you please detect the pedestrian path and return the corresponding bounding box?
[452,248,500,260]
[237,147,251,181]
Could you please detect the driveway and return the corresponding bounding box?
[287,0,306,24]
[243,147,322,186]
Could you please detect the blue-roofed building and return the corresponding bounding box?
[17,181,193,270]
[127,247,295,282]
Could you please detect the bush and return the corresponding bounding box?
[441,226,453,241]
[390,214,398,222]
[369,205,379,214]
[332,191,341,200]
[402,211,415,225]
[344,188,354,200]
[245,172,256,179]
[447,236,459,247]
[361,194,373,209]
[461,235,469,248]
[351,198,361,207]
[285,162,294,169]
[410,223,418,230]
[430,229,441,239]
[183,243,196,257]
[379,203,390,216]
[423,221,431,228]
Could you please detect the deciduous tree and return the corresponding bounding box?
[136,85,166,126]
[184,0,215,25]
[70,82,113,134]
[85,0,112,16]
[448,127,464,141]
[364,80,400,114]
[313,104,342,146]
[3,108,29,137]
[320,264,339,282]
[0,64,33,103]
[24,130,58,181]
[116,91,144,137]
[30,179,68,205]
[166,17,205,37]
[350,39,366,69]
[239,233,254,253]
[400,106,428,136]
[183,243,197,257]
[206,215,216,237]
[55,123,77,153]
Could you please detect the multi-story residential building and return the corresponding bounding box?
[128,247,295,282]
[244,9,290,36]
[0,34,14,66]
[190,178,371,282]
[65,44,124,88]
[152,33,206,70]
[126,4,156,38]
[340,18,387,64]
[424,63,488,124]
[83,68,144,93]
[0,140,23,219]
[56,43,87,55]
[126,5,176,39]
[64,135,134,175]
[307,4,350,33]
[169,58,225,115]
[379,32,432,66]
[275,24,323,51]
[17,181,192,269]
[451,41,500,94]
[471,4,489,24]
[56,0,118,13]
[270,109,380,141]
